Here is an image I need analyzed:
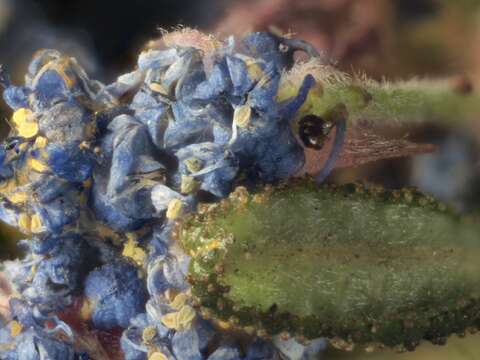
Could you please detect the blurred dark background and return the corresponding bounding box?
[1,1,480,357]
[0,0,226,81]
[1,0,478,82]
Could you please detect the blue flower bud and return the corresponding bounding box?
[0,326,76,360]
[6,234,88,311]
[192,61,232,102]
[92,114,165,230]
[174,142,238,197]
[32,69,71,109]
[2,86,30,110]
[120,314,150,360]
[147,255,190,296]
[171,328,202,360]
[47,143,93,183]
[0,299,81,360]
[0,145,14,180]
[84,261,147,330]
[39,101,93,145]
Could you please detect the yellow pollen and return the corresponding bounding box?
[10,321,23,337]
[149,352,168,360]
[160,312,178,329]
[18,213,31,233]
[12,108,39,139]
[184,157,203,173]
[8,192,28,204]
[30,213,43,233]
[28,158,49,173]
[170,293,188,310]
[142,326,157,343]
[79,141,90,150]
[34,136,48,148]
[122,237,147,266]
[149,82,169,95]
[176,305,196,330]
[233,104,252,128]
[180,175,199,194]
[166,199,184,220]
[80,299,93,321]
[161,305,196,331]
[245,59,264,80]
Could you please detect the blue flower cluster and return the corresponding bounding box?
[0,298,88,359]
[0,31,338,359]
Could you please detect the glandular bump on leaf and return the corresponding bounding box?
[178,179,480,351]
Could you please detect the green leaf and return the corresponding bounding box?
[177,179,480,351]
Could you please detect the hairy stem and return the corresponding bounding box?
[279,64,480,127]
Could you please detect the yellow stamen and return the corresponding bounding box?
[18,213,31,233]
[233,104,252,128]
[122,237,147,266]
[184,157,203,173]
[170,293,188,310]
[149,352,168,360]
[80,299,93,321]
[176,305,196,330]
[204,240,222,252]
[12,108,39,139]
[30,213,43,233]
[12,108,32,126]
[10,321,23,337]
[8,192,28,204]
[166,199,184,220]
[245,58,264,80]
[160,305,196,331]
[142,326,157,344]
[149,82,169,95]
[28,158,49,173]
[180,175,199,194]
[34,136,48,148]
[160,312,178,330]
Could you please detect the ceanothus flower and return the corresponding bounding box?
[0,30,337,359]
[189,33,318,182]
[24,49,103,112]
[5,233,89,311]
[120,301,216,360]
[131,46,211,152]
[173,142,238,197]
[83,261,148,330]
[227,74,315,182]
[0,49,111,235]
[0,325,77,360]
[0,299,84,360]
[92,114,166,231]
